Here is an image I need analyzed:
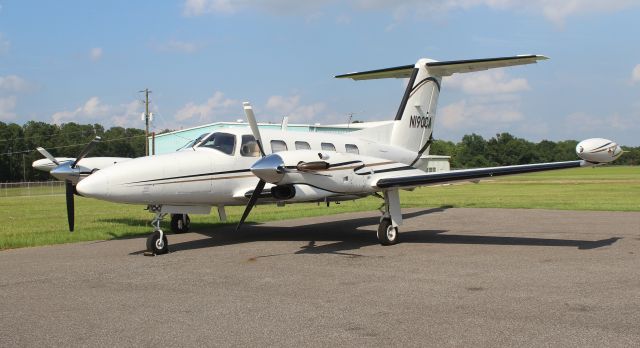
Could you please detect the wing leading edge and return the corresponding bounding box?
[375,160,585,189]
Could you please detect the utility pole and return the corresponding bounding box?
[22,153,26,182]
[140,88,151,156]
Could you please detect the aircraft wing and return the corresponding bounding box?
[374,160,584,189]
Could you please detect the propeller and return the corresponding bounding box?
[235,179,266,232]
[65,180,75,231]
[36,147,60,166]
[72,136,101,169]
[237,102,268,231]
[243,102,266,157]
[65,136,101,232]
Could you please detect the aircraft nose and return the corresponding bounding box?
[76,170,109,199]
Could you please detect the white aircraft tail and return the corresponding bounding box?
[336,55,548,162]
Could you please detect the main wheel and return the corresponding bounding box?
[377,218,399,246]
[170,214,190,234]
[146,231,169,255]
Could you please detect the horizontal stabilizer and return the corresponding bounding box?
[335,64,415,80]
[426,54,548,76]
[335,55,548,80]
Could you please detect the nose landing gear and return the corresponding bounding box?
[146,206,169,255]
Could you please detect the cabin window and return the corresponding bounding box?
[270,140,288,153]
[240,135,260,157]
[345,144,359,154]
[200,132,236,155]
[295,141,311,150]
[321,142,336,152]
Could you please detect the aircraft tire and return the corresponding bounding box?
[147,231,169,255]
[377,218,399,246]
[170,214,190,234]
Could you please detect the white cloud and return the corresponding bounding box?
[0,75,30,92]
[110,100,144,128]
[50,97,147,127]
[0,96,17,121]
[565,111,634,132]
[445,70,530,95]
[356,0,639,25]
[89,47,103,61]
[632,64,640,84]
[183,0,238,15]
[439,69,531,133]
[175,91,238,122]
[183,0,331,16]
[182,0,638,25]
[52,97,110,124]
[265,94,326,122]
[439,99,524,130]
[151,39,202,54]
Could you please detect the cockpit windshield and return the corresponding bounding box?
[176,133,209,151]
[198,132,236,155]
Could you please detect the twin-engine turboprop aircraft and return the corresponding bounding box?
[68,55,622,255]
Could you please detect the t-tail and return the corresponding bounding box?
[336,55,548,162]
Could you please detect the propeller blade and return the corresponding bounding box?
[65,180,75,232]
[71,136,101,168]
[243,102,266,157]
[236,179,266,232]
[36,147,59,166]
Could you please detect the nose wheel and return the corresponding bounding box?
[147,231,169,255]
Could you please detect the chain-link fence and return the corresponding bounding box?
[0,181,66,197]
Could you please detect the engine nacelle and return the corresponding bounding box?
[576,138,623,163]
[271,185,296,200]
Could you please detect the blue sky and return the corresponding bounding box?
[1,0,640,145]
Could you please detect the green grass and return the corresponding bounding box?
[1,166,638,250]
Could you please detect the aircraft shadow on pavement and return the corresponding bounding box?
[127,207,620,255]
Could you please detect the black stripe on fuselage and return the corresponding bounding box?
[125,168,252,185]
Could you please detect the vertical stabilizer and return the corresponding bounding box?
[336,55,548,163]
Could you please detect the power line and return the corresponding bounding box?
[0,134,147,156]
[0,128,96,143]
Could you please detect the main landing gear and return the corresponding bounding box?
[377,189,402,246]
[170,213,191,234]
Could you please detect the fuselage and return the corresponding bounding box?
[76,127,418,206]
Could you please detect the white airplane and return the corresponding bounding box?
[32,138,131,231]
[69,55,622,255]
